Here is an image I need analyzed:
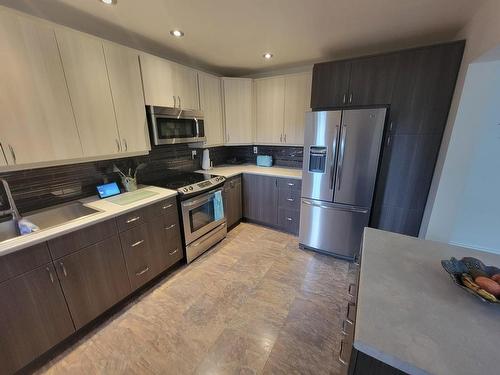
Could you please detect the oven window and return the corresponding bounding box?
[156,117,196,139]
[188,191,224,232]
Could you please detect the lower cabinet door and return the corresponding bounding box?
[56,235,131,330]
[0,264,75,374]
[242,174,278,226]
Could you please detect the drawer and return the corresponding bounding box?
[119,223,155,290]
[278,208,300,235]
[0,242,51,283]
[116,207,149,232]
[277,178,302,191]
[146,197,177,219]
[49,219,117,259]
[278,188,301,210]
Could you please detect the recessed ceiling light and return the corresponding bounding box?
[100,0,116,5]
[170,30,184,38]
[263,52,273,60]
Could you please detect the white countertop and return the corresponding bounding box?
[197,164,302,179]
[356,228,500,375]
[0,186,177,258]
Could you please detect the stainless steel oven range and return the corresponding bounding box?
[143,170,226,263]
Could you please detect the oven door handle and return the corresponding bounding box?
[182,188,223,207]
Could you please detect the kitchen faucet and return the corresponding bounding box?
[0,179,20,221]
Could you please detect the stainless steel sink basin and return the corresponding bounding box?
[24,202,101,230]
[0,219,20,243]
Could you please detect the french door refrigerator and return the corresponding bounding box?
[299,108,386,259]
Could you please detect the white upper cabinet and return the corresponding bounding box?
[172,64,200,110]
[0,148,7,167]
[55,27,120,157]
[140,53,175,107]
[255,77,286,144]
[103,43,150,153]
[0,11,83,166]
[199,72,224,147]
[222,78,254,145]
[283,72,312,145]
[140,53,199,110]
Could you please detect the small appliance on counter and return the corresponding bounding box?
[256,155,273,167]
[202,148,212,170]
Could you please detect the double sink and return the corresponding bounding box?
[0,202,101,244]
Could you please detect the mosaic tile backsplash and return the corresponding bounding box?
[0,145,303,214]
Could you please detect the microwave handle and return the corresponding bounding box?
[194,117,199,137]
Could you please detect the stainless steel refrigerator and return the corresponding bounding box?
[299,108,386,259]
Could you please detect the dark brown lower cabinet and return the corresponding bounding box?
[242,174,278,226]
[55,235,131,330]
[223,175,242,228]
[0,264,74,374]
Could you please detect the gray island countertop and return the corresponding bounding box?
[356,228,500,375]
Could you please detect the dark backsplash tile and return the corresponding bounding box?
[0,144,302,214]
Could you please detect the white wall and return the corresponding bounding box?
[422,0,500,253]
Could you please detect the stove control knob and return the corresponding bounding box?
[183,188,188,192]
[189,186,194,191]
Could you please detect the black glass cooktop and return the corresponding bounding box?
[143,170,216,190]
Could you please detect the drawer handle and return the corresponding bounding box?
[46,267,54,283]
[341,319,353,336]
[165,224,176,230]
[348,283,356,298]
[135,266,150,276]
[338,339,349,366]
[286,198,295,202]
[287,182,295,186]
[169,248,179,256]
[126,216,141,224]
[286,217,293,221]
[346,301,355,324]
[162,204,173,210]
[131,239,145,248]
[59,262,68,277]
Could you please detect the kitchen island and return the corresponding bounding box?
[349,228,500,375]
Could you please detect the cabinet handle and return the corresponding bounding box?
[287,198,294,202]
[46,267,54,283]
[162,203,173,210]
[338,339,349,366]
[126,216,141,223]
[286,217,293,221]
[280,134,283,143]
[135,266,150,276]
[348,283,356,298]
[123,138,128,152]
[342,93,347,104]
[284,134,287,143]
[165,223,176,230]
[389,121,394,131]
[8,145,16,164]
[59,262,68,277]
[173,95,177,108]
[346,301,355,324]
[131,239,145,248]
[169,248,179,256]
[341,319,353,336]
[115,139,121,152]
[349,93,353,103]
[386,135,392,147]
[178,96,181,109]
[287,182,295,186]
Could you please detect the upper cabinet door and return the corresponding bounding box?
[0,12,82,166]
[103,43,150,153]
[139,53,175,107]
[348,54,399,106]
[283,72,312,145]
[55,28,120,157]
[222,78,254,145]
[172,64,200,110]
[255,77,286,144]
[199,72,224,147]
[310,60,351,109]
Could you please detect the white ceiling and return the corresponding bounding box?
[0,0,483,76]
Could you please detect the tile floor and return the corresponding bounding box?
[36,223,357,375]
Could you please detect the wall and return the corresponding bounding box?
[0,145,302,214]
[422,0,500,253]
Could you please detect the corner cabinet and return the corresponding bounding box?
[222,78,254,145]
[0,10,83,166]
[199,72,225,147]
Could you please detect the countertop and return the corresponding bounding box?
[356,228,500,375]
[0,186,177,258]
[196,164,302,179]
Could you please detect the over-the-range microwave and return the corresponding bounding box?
[146,105,206,145]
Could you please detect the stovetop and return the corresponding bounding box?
[142,170,225,196]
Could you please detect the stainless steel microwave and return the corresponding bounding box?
[146,105,206,145]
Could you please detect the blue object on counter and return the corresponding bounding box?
[18,219,40,235]
[97,182,121,199]
[256,155,273,167]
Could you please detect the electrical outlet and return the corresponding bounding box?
[253,146,258,154]
[191,150,197,159]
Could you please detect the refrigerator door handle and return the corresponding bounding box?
[302,199,368,214]
[330,125,339,190]
[336,124,347,191]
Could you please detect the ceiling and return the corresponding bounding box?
[0,0,483,76]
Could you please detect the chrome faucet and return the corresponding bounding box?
[0,179,20,221]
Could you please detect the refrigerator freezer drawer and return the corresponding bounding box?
[299,199,369,259]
